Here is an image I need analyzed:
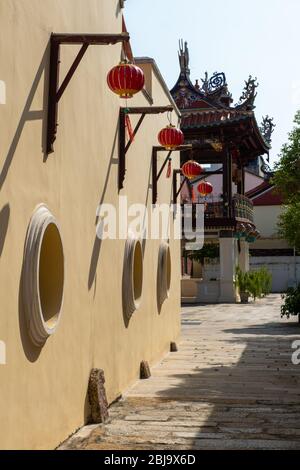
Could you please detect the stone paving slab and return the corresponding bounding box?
[59,295,300,450]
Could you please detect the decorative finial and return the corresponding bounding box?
[201,72,209,94]
[178,39,190,76]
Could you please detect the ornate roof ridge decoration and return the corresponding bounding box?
[171,40,221,110]
[235,75,259,111]
[259,115,276,145]
[183,109,252,116]
[199,71,233,107]
[178,39,190,77]
[170,42,272,156]
[200,71,225,94]
[201,71,224,93]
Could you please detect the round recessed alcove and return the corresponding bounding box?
[23,205,64,347]
[122,233,143,319]
[157,242,171,308]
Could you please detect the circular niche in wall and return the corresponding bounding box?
[157,242,171,308]
[23,205,64,347]
[122,233,143,319]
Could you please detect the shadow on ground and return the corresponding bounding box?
[60,295,300,450]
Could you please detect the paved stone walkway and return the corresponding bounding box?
[60,295,300,450]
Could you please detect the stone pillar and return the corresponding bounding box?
[238,240,249,273]
[218,231,238,303]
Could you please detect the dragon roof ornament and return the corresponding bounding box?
[236,75,259,110]
[260,115,276,145]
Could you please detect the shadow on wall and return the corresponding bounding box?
[0,41,50,191]
[18,236,43,363]
[88,120,119,293]
[0,203,10,257]
[115,1,122,17]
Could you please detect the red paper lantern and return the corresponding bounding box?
[181,160,203,180]
[107,62,145,99]
[197,181,213,197]
[158,125,184,150]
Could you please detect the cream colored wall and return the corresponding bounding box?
[0,0,180,449]
[252,205,290,249]
[253,205,283,238]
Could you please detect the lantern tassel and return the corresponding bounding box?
[191,185,196,203]
[166,159,172,178]
[125,114,134,143]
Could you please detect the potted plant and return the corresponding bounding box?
[235,266,272,303]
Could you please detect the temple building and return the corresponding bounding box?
[172,41,275,303]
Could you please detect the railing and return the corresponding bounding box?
[182,194,254,224]
[201,194,254,222]
[204,201,224,219]
[233,194,254,222]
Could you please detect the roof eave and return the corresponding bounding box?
[135,57,181,117]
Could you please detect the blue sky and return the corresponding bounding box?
[125,0,300,166]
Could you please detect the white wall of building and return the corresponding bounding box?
[250,256,300,292]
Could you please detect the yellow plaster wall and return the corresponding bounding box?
[0,0,181,449]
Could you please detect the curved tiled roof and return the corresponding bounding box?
[181,109,252,129]
[246,181,283,206]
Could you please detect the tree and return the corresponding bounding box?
[272,111,300,251]
[278,202,300,251]
[272,110,300,204]
[187,243,219,265]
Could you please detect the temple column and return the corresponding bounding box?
[238,240,249,273]
[237,163,245,195]
[218,231,238,303]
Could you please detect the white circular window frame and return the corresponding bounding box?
[157,241,171,307]
[122,233,143,319]
[23,204,64,347]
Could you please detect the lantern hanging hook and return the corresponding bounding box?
[167,110,173,126]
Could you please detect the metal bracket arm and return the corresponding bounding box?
[172,169,186,205]
[151,146,192,204]
[46,32,129,154]
[118,106,175,191]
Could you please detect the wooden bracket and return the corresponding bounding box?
[46,32,129,154]
[152,145,192,204]
[118,106,174,190]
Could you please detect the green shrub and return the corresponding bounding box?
[235,266,272,301]
[235,266,250,294]
[247,271,261,300]
[259,266,272,296]
[281,284,300,318]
